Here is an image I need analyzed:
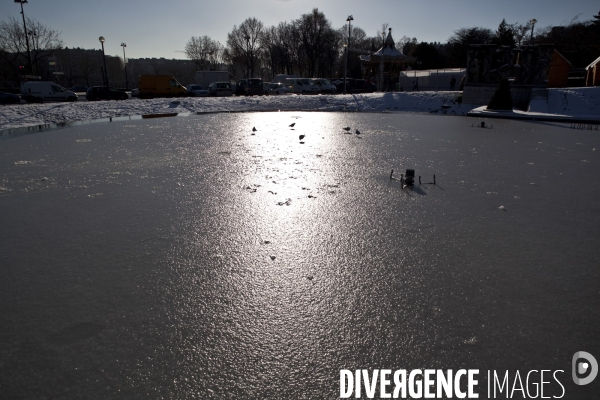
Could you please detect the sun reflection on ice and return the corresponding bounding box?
[241,112,344,218]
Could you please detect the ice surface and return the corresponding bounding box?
[0,112,599,399]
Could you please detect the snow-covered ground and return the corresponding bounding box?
[529,87,600,115]
[469,87,600,122]
[1,87,598,132]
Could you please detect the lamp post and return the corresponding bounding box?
[121,43,128,89]
[14,0,33,76]
[99,36,109,87]
[380,31,385,92]
[344,15,353,95]
[201,50,213,70]
[244,35,251,78]
[28,29,36,74]
[343,43,348,95]
[529,19,537,45]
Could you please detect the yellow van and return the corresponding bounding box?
[138,75,187,99]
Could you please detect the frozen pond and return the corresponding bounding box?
[0,112,599,399]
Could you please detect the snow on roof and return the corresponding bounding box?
[586,55,600,70]
[371,28,414,61]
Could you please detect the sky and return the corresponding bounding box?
[1,0,598,60]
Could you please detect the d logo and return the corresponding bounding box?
[572,351,598,385]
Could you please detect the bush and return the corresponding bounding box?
[487,79,512,110]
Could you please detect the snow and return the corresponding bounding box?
[469,87,600,122]
[1,87,598,133]
[529,87,600,115]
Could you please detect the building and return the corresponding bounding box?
[547,50,571,88]
[360,28,414,91]
[585,56,600,87]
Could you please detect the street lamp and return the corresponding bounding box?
[346,16,353,46]
[344,15,353,95]
[121,43,128,89]
[343,43,348,95]
[99,36,109,87]
[244,35,251,78]
[27,29,39,77]
[380,31,386,92]
[529,19,537,45]
[14,0,33,76]
[201,50,213,70]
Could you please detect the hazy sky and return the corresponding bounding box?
[1,0,598,59]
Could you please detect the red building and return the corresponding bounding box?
[547,50,571,88]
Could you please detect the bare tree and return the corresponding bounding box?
[377,23,390,41]
[396,35,412,54]
[260,25,280,79]
[296,8,335,77]
[0,16,63,81]
[207,42,225,70]
[350,27,368,49]
[511,22,532,47]
[226,17,264,79]
[185,36,223,70]
[283,21,303,75]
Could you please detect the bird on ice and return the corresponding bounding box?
[289,123,296,128]
[355,129,361,135]
[252,127,257,132]
[299,134,305,140]
[343,127,351,131]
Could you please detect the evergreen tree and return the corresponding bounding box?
[412,42,446,69]
[487,79,512,110]
[492,19,516,47]
[593,11,600,26]
[447,27,493,67]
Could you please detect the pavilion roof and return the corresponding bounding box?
[370,28,414,62]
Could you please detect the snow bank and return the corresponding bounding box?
[528,87,600,116]
[1,88,597,132]
[0,92,470,131]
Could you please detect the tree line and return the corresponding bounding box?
[1,8,599,87]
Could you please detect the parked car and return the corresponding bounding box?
[262,82,271,92]
[265,83,291,95]
[186,84,209,97]
[283,78,319,94]
[273,74,298,84]
[86,86,129,101]
[330,78,355,93]
[208,82,233,97]
[235,78,263,96]
[310,78,337,94]
[69,85,88,93]
[0,91,21,104]
[131,88,140,97]
[21,82,78,103]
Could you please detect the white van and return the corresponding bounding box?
[283,78,319,95]
[310,78,337,94]
[273,74,298,84]
[21,81,78,103]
